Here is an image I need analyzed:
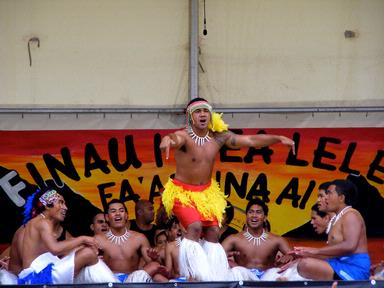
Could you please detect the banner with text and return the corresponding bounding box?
[0,128,383,243]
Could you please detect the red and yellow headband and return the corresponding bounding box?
[186,101,213,114]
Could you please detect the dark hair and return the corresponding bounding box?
[135,199,152,214]
[165,215,180,230]
[311,204,328,218]
[106,199,128,213]
[92,212,105,223]
[155,230,167,245]
[245,198,268,216]
[224,201,234,224]
[331,179,357,206]
[318,181,332,191]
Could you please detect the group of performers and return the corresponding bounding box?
[0,98,377,284]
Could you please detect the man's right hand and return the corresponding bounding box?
[159,134,177,160]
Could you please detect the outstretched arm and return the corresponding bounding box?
[159,131,186,160]
[224,131,295,154]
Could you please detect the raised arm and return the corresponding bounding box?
[159,131,186,160]
[224,131,295,154]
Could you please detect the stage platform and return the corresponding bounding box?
[3,280,384,288]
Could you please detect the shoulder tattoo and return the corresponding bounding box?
[214,131,233,147]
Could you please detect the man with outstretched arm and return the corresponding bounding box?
[159,97,295,281]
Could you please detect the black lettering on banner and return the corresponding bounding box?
[299,180,316,209]
[244,130,273,164]
[225,172,248,198]
[246,173,270,203]
[84,143,111,177]
[220,147,242,163]
[367,150,384,184]
[43,147,80,186]
[215,171,221,186]
[313,137,341,171]
[149,175,164,202]
[26,162,46,188]
[98,182,115,212]
[339,142,360,175]
[109,136,142,171]
[243,146,273,164]
[276,177,301,208]
[286,132,309,167]
[154,133,163,168]
[120,179,140,203]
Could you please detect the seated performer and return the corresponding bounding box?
[18,187,116,285]
[219,201,239,243]
[291,179,371,280]
[222,198,304,281]
[160,97,295,281]
[90,213,108,236]
[310,203,331,236]
[164,216,184,281]
[91,199,168,283]
[129,200,158,247]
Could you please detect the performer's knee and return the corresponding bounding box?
[186,221,202,241]
[76,246,98,266]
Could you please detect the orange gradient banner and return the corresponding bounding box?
[0,128,383,235]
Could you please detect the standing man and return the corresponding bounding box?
[291,179,370,280]
[160,97,295,280]
[129,200,158,246]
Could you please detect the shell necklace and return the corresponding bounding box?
[186,127,211,146]
[243,228,268,246]
[326,205,352,234]
[106,228,131,245]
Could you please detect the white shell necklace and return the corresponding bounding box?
[186,127,211,146]
[326,205,352,234]
[106,228,131,245]
[243,228,268,246]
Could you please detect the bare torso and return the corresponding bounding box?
[165,240,180,277]
[96,230,147,273]
[21,216,56,269]
[223,232,290,271]
[327,208,368,254]
[8,226,25,274]
[174,130,228,185]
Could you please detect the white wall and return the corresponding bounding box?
[199,0,384,107]
[0,0,189,106]
[0,0,383,114]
